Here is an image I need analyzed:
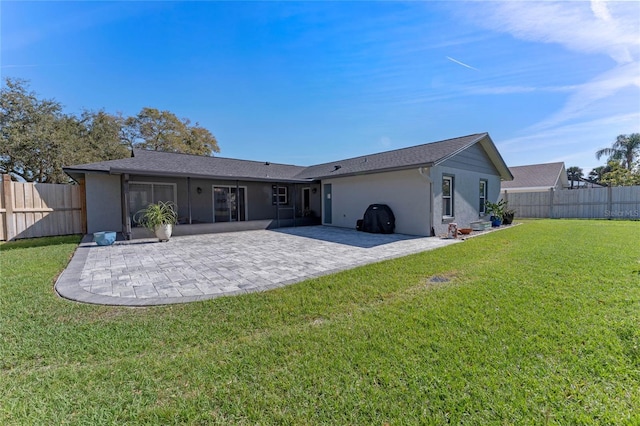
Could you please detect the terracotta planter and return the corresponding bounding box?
[154,224,173,242]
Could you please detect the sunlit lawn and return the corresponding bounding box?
[1,220,638,424]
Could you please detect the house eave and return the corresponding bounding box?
[312,163,436,180]
[107,167,315,184]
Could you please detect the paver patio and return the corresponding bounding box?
[55,226,461,306]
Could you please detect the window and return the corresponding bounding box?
[272,185,288,205]
[129,182,177,225]
[442,176,454,218]
[479,180,488,214]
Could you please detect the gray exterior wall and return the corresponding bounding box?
[85,173,122,234]
[432,146,502,235]
[127,175,320,224]
[322,168,432,236]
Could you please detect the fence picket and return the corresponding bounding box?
[503,186,640,220]
[0,175,85,240]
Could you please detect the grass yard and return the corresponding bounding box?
[1,220,639,424]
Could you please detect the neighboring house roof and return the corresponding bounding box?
[501,162,569,191]
[64,132,513,182]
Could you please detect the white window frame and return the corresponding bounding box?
[442,175,454,219]
[479,179,488,215]
[272,185,288,205]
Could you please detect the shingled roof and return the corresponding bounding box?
[64,132,512,182]
[295,133,510,179]
[501,162,568,190]
[65,149,309,183]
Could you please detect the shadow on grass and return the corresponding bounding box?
[0,235,82,252]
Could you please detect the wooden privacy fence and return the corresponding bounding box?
[502,186,640,220]
[0,174,86,241]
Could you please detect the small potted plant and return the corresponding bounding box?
[134,201,178,241]
[485,200,506,227]
[502,206,516,225]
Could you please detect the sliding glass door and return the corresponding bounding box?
[213,186,247,222]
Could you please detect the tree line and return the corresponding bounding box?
[567,133,640,188]
[1,78,220,183]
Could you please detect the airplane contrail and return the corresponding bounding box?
[446,56,479,71]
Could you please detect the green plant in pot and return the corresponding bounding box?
[502,206,516,225]
[485,200,506,227]
[134,201,178,241]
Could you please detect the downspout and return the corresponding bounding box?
[418,167,435,236]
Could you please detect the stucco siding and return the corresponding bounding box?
[431,164,501,235]
[85,174,122,234]
[323,169,431,236]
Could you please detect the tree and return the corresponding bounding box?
[600,161,640,187]
[78,110,129,163]
[588,165,610,184]
[567,166,583,189]
[595,133,640,170]
[123,107,220,156]
[1,78,221,182]
[0,77,66,182]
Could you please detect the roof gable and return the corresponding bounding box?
[295,133,512,180]
[501,162,567,190]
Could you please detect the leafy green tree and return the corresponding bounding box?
[124,107,220,155]
[78,110,129,163]
[2,78,220,182]
[566,166,583,189]
[600,161,640,186]
[0,77,66,182]
[596,133,640,170]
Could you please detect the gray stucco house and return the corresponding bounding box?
[64,132,513,238]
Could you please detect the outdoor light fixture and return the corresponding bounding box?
[196,187,202,194]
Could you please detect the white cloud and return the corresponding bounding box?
[469,1,639,64]
[531,61,640,130]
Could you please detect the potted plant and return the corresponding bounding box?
[134,201,178,241]
[502,206,516,225]
[485,200,506,227]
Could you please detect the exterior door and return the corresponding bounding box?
[213,186,246,222]
[323,184,332,224]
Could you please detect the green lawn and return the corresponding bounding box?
[1,220,639,425]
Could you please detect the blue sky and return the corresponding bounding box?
[2,1,639,172]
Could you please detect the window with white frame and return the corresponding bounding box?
[272,185,288,205]
[479,179,488,214]
[442,175,454,218]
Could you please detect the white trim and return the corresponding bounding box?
[442,175,454,218]
[479,179,488,215]
[212,185,248,223]
[272,185,288,205]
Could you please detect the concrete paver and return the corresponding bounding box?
[55,226,461,306]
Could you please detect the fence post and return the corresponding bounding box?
[607,185,613,220]
[2,174,16,240]
[548,188,554,219]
